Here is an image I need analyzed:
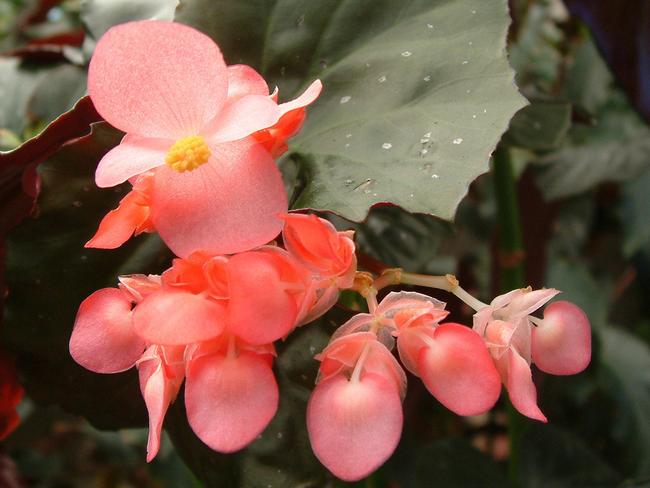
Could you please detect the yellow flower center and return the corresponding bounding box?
[165,135,211,173]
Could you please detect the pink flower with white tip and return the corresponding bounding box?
[473,288,592,422]
[86,20,321,257]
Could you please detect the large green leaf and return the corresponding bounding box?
[535,93,650,200]
[175,0,526,221]
[600,326,650,477]
[619,168,650,256]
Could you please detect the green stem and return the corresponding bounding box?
[492,147,526,488]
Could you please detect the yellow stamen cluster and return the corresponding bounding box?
[165,135,211,173]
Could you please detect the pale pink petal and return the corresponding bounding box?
[364,342,408,399]
[490,289,525,309]
[95,134,169,188]
[227,251,298,345]
[532,301,591,375]
[376,291,446,319]
[329,314,374,342]
[69,288,144,373]
[150,139,287,257]
[396,326,430,375]
[88,21,228,139]
[473,307,494,337]
[277,80,322,116]
[227,65,269,99]
[185,352,278,453]
[118,274,161,303]
[504,288,560,321]
[203,95,282,144]
[133,289,225,345]
[307,373,403,482]
[138,346,184,462]
[297,284,339,326]
[417,324,501,416]
[506,349,547,422]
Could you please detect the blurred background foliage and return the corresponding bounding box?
[0,0,649,487]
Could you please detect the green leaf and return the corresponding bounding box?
[388,438,507,487]
[3,123,173,429]
[28,64,87,127]
[619,168,650,256]
[81,0,178,40]
[0,58,48,137]
[175,0,526,221]
[535,93,650,200]
[503,101,572,151]
[518,424,621,487]
[600,326,650,477]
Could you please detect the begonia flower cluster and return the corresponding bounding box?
[68,19,594,483]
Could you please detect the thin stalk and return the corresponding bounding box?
[493,147,526,488]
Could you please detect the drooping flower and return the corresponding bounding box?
[308,332,405,482]
[473,288,591,422]
[87,20,321,257]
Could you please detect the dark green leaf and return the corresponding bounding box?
[176,0,526,222]
[504,101,572,151]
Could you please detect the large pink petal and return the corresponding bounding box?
[417,324,501,416]
[506,349,547,422]
[227,65,269,100]
[532,301,591,375]
[69,288,144,373]
[150,138,287,257]
[95,135,169,188]
[88,21,228,139]
[204,94,281,143]
[307,373,403,482]
[133,289,225,345]
[227,251,298,345]
[185,352,278,453]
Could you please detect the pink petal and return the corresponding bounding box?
[277,80,322,116]
[490,288,525,309]
[204,94,282,144]
[150,138,287,257]
[85,191,150,249]
[118,274,161,303]
[531,301,591,375]
[307,373,403,482]
[226,250,299,345]
[138,346,184,462]
[227,65,270,99]
[506,349,547,422]
[417,324,501,416]
[376,291,446,319]
[504,288,560,321]
[95,135,169,188]
[133,289,225,345]
[69,288,145,373]
[185,352,278,453]
[88,21,228,139]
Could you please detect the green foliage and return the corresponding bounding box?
[176,0,526,222]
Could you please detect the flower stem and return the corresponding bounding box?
[493,146,525,488]
[399,271,488,311]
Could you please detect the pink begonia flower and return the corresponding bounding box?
[281,213,357,325]
[308,332,405,482]
[394,312,502,417]
[184,334,278,453]
[87,20,321,257]
[473,288,591,422]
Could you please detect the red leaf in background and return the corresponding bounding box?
[0,347,23,440]
[0,96,101,317]
[565,0,650,123]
